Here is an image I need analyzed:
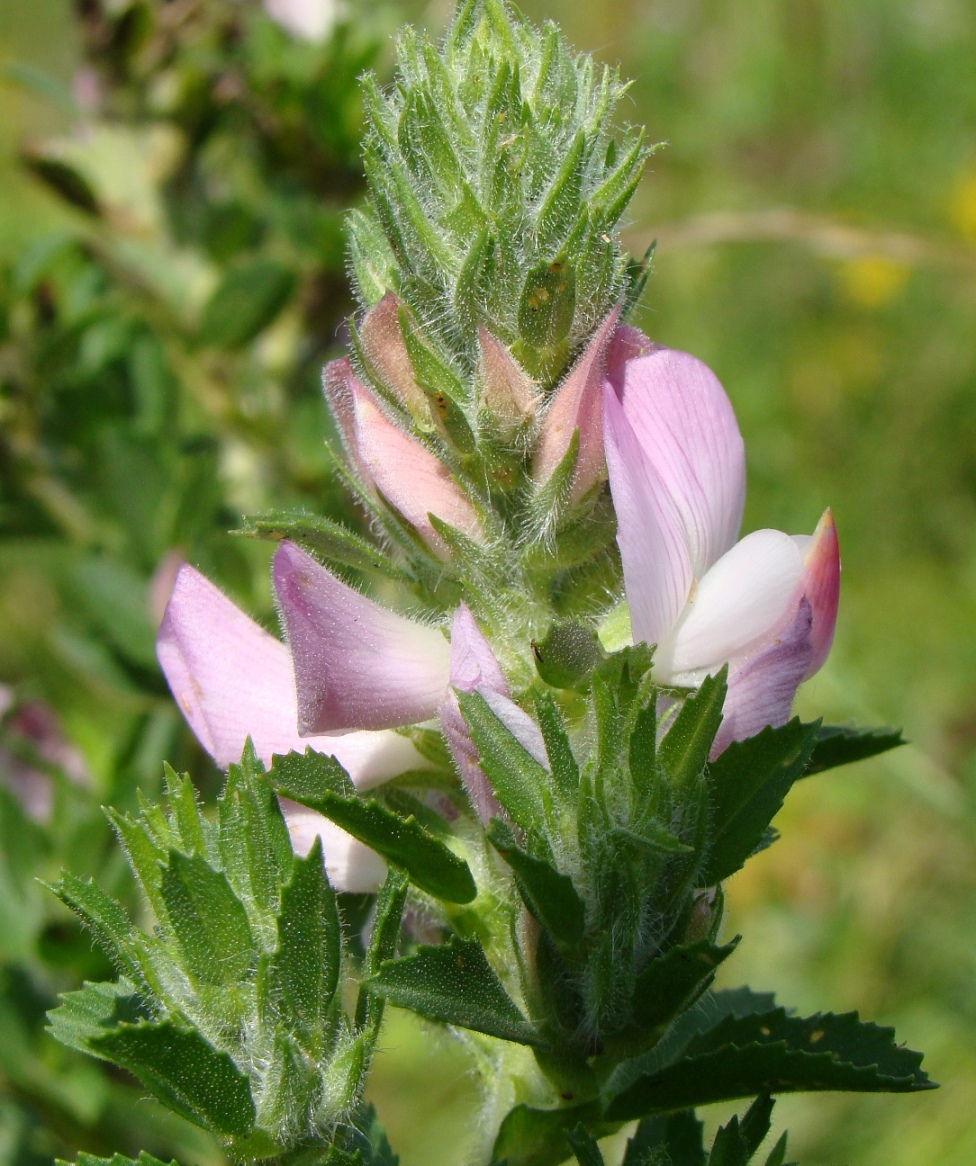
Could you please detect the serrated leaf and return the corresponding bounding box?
[605,1006,933,1121]
[217,751,294,943]
[160,851,256,987]
[357,868,409,1036]
[456,690,550,834]
[162,765,211,860]
[52,874,153,993]
[566,1123,605,1166]
[488,819,585,946]
[806,724,906,775]
[763,1133,790,1166]
[199,259,295,348]
[107,807,168,917]
[57,1154,179,1166]
[534,690,581,801]
[492,1102,612,1166]
[268,751,476,904]
[338,1102,401,1165]
[239,511,409,581]
[708,1095,774,1166]
[368,935,543,1047]
[658,670,727,793]
[702,720,820,885]
[623,1111,705,1166]
[47,979,150,1058]
[631,938,739,1036]
[92,1019,255,1136]
[273,838,342,1052]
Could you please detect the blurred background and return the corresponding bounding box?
[1,1,975,1163]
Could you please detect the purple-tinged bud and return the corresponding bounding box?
[533,307,621,502]
[325,358,482,556]
[358,292,432,427]
[351,385,482,555]
[477,328,540,439]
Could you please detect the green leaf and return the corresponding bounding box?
[534,690,581,802]
[702,720,820,885]
[22,151,100,215]
[565,1123,605,1166]
[455,691,550,834]
[218,746,294,941]
[631,939,740,1036]
[57,1154,180,1166]
[91,1020,256,1137]
[199,259,295,348]
[658,670,727,793]
[518,257,576,352]
[763,1133,790,1166]
[708,1095,774,1166]
[488,819,586,946]
[240,511,410,582]
[367,935,543,1047]
[162,765,212,860]
[806,724,906,775]
[623,1111,705,1166]
[268,751,476,904]
[605,1006,933,1122]
[357,868,409,1036]
[273,838,342,1051]
[52,874,153,993]
[47,980,149,1058]
[492,1102,612,1166]
[160,851,256,987]
[340,1102,401,1165]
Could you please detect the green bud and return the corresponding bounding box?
[351,0,652,388]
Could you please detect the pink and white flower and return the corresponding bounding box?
[602,331,840,756]
[157,543,517,886]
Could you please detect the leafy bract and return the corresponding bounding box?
[267,750,476,903]
[367,935,543,1047]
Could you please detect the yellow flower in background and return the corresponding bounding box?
[837,255,910,309]
[948,175,976,243]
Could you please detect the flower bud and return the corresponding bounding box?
[358,292,432,428]
[477,327,540,440]
[533,307,621,502]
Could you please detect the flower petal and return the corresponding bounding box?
[533,307,621,501]
[792,508,840,679]
[157,563,425,784]
[440,692,504,825]
[349,377,482,555]
[710,600,815,758]
[273,541,451,734]
[663,529,805,681]
[449,603,509,696]
[604,382,693,649]
[607,345,745,578]
[441,604,509,823]
[280,802,389,893]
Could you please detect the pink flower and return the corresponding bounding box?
[158,543,520,884]
[602,334,840,756]
[157,560,429,891]
[272,541,532,821]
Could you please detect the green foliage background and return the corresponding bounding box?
[2,0,976,1163]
